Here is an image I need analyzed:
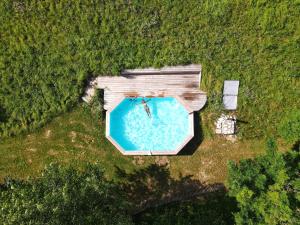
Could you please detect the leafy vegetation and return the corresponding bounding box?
[0,163,133,225]
[278,109,300,144]
[0,0,299,138]
[227,140,300,225]
[89,89,104,121]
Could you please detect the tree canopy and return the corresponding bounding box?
[227,140,300,225]
[0,163,133,225]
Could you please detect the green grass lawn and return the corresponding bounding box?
[0,104,289,184]
[0,1,299,139]
[0,2,298,223]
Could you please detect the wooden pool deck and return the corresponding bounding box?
[83,64,207,112]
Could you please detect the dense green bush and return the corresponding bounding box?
[0,163,133,225]
[228,140,300,225]
[278,110,300,144]
[0,0,299,137]
[89,89,104,121]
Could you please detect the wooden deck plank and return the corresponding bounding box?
[83,65,207,112]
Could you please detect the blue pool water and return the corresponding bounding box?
[109,97,191,152]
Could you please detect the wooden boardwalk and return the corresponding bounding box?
[83,65,207,112]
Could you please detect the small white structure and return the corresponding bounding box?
[215,114,236,135]
[223,80,239,110]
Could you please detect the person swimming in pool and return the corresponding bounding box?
[141,99,151,118]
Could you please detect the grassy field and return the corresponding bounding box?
[0,104,289,183]
[0,0,299,139]
[0,1,298,223]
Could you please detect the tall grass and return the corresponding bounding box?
[0,0,299,138]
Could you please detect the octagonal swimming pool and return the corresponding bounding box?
[106,97,194,155]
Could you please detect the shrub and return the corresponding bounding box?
[228,140,300,224]
[0,163,133,225]
[278,110,300,144]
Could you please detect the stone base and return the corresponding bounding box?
[215,114,236,135]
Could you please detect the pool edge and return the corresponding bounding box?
[106,96,194,156]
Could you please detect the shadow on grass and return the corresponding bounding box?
[179,112,204,155]
[292,140,300,151]
[0,105,8,123]
[134,193,237,225]
[236,119,249,124]
[115,164,237,225]
[115,164,231,215]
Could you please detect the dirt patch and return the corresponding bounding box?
[70,133,95,145]
[73,144,85,149]
[69,120,89,129]
[155,156,170,167]
[45,129,52,138]
[26,148,37,152]
[69,131,77,143]
[133,156,145,165]
[81,134,95,144]
[48,149,58,156]
[197,171,210,182]
[225,135,238,143]
[200,158,214,167]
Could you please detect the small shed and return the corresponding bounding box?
[223,80,239,110]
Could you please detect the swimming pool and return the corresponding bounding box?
[106,97,194,155]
